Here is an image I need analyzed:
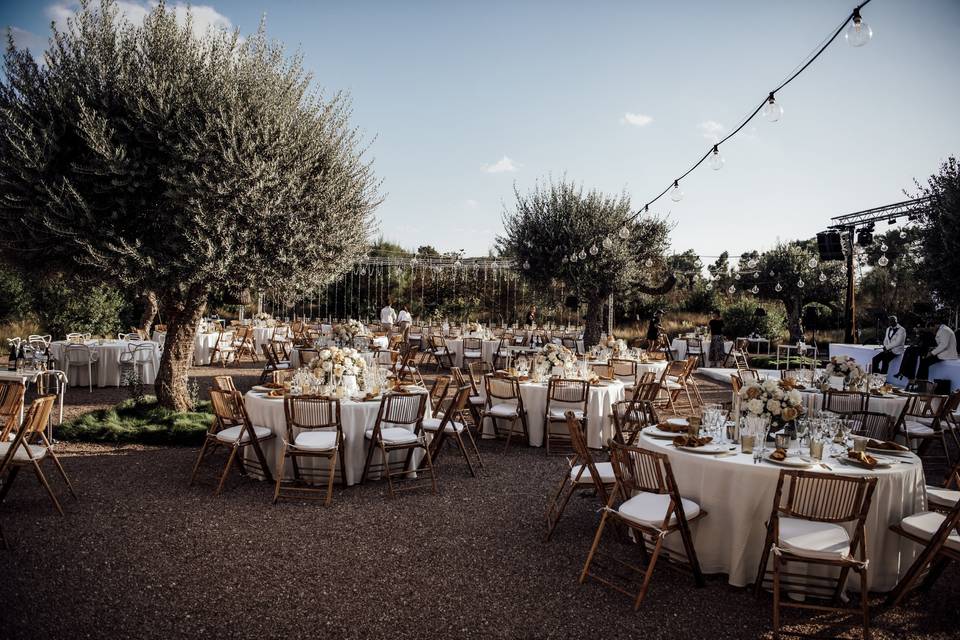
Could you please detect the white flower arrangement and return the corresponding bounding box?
[466,321,483,334]
[334,319,367,343]
[308,346,367,386]
[253,312,276,327]
[739,377,805,427]
[823,355,867,388]
[540,343,576,369]
[604,336,628,355]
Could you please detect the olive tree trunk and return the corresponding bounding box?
[785,298,804,343]
[155,286,207,412]
[139,290,159,334]
[583,295,604,348]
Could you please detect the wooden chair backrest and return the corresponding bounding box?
[824,389,870,415]
[211,375,236,392]
[848,411,895,441]
[777,470,876,525]
[0,382,26,437]
[0,395,55,472]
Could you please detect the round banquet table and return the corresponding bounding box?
[637,433,926,591]
[244,390,431,486]
[481,379,625,448]
[51,339,160,387]
[289,349,383,370]
[253,326,290,353]
[671,337,733,361]
[151,330,224,366]
[797,388,912,420]
[443,338,502,368]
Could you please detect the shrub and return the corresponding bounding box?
[34,274,128,338]
[0,265,32,323]
[722,300,787,341]
[56,397,212,446]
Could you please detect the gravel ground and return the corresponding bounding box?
[0,364,955,639]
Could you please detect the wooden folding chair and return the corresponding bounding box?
[451,366,484,431]
[429,334,455,371]
[611,397,659,446]
[925,461,959,514]
[544,378,590,456]
[580,442,706,608]
[848,411,896,442]
[895,393,952,466]
[754,471,877,639]
[823,389,870,416]
[481,375,529,452]
[423,384,483,477]
[658,360,692,413]
[428,375,452,413]
[0,395,76,515]
[211,375,236,392]
[232,326,258,362]
[468,360,494,388]
[361,391,435,496]
[462,336,483,369]
[259,342,291,384]
[685,337,705,369]
[545,412,615,540]
[189,389,275,495]
[589,362,613,379]
[395,344,425,386]
[275,396,345,505]
[0,381,26,431]
[609,358,638,385]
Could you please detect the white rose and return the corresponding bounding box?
[788,390,802,405]
[322,361,332,372]
[766,399,782,415]
[762,379,779,394]
[746,399,765,415]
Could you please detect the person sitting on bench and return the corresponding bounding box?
[871,315,905,374]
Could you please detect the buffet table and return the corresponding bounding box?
[638,432,926,591]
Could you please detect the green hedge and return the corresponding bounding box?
[57,397,213,446]
[722,300,787,341]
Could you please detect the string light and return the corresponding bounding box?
[708,145,724,171]
[797,278,805,288]
[751,285,760,294]
[728,285,736,294]
[845,7,872,47]
[602,236,614,249]
[578,249,587,260]
[589,244,599,256]
[818,272,827,282]
[880,242,888,252]
[808,257,818,268]
[762,93,783,123]
[877,254,889,266]
[669,180,684,202]
[522,260,530,270]
[775,282,783,292]
[618,226,630,239]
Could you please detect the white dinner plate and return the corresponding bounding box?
[252,385,275,393]
[764,454,814,468]
[666,418,689,427]
[642,426,684,439]
[837,455,894,469]
[677,443,727,454]
[865,445,912,457]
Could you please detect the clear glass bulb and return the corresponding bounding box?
[708,147,724,171]
[589,244,599,256]
[877,255,889,267]
[618,226,630,239]
[694,258,703,268]
[797,279,804,288]
[491,260,498,269]
[734,273,741,280]
[808,257,818,268]
[360,267,366,275]
[845,16,872,47]
[818,272,827,282]
[410,257,418,266]
[454,260,462,268]
[705,282,713,291]
[644,258,653,268]
[880,243,889,252]
[728,285,736,294]
[602,236,614,249]
[578,249,587,260]
[751,285,759,294]
[570,253,578,263]
[762,95,783,123]
[899,230,907,240]
[669,182,684,202]
[561,255,568,264]
[775,282,783,292]
[522,260,530,270]
[747,258,758,268]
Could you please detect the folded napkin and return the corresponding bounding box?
[672,434,712,448]
[769,448,788,461]
[848,450,878,468]
[658,421,688,433]
[866,439,908,452]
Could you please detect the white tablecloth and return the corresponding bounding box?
[152,330,224,366]
[253,326,289,353]
[672,337,733,361]
[638,433,926,590]
[51,340,160,387]
[244,390,430,486]
[481,379,625,448]
[443,338,501,368]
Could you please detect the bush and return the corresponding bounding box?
[0,265,32,323]
[722,300,787,341]
[56,397,213,446]
[34,274,129,338]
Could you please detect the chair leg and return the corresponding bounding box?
[773,555,782,640]
[272,445,287,504]
[325,453,337,506]
[545,476,575,541]
[46,450,77,500]
[754,524,775,596]
[579,510,610,584]
[634,535,664,609]
[463,429,484,472]
[860,568,870,640]
[215,447,238,495]
[189,438,213,486]
[31,462,64,516]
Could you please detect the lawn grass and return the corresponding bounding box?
[57,396,213,446]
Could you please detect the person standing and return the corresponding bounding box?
[708,309,725,367]
[646,310,664,347]
[871,316,906,374]
[525,305,537,327]
[397,304,412,334]
[917,320,958,380]
[379,300,397,334]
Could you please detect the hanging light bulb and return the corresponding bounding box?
[694,258,703,268]
[490,260,498,270]
[775,282,783,292]
[705,282,713,291]
[818,272,827,282]
[880,243,889,252]
[410,257,418,267]
[570,253,578,263]
[747,258,758,268]
[669,180,684,202]
[589,244,599,256]
[618,225,630,239]
[454,259,462,268]
[808,257,818,268]
[561,255,568,264]
[762,92,783,123]
[578,249,587,260]
[877,254,889,267]
[734,273,741,280]
[899,230,907,240]
[751,285,760,294]
[769,270,775,277]
[727,285,736,294]
[845,8,872,47]
[644,258,653,268]
[797,278,805,288]
[522,260,530,270]
[708,145,724,171]
[360,266,366,275]
[602,236,614,249]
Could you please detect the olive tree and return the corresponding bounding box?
[0,1,379,410]
[915,156,960,310]
[500,178,672,346]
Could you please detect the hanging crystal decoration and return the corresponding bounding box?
[602,236,614,249]
[775,282,783,292]
[727,285,736,294]
[877,254,889,267]
[751,285,760,294]
[618,226,630,239]
[589,244,599,256]
[818,272,827,282]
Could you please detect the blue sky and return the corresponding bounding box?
[4,0,959,259]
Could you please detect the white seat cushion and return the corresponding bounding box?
[904,420,934,436]
[570,461,616,484]
[293,430,337,451]
[777,517,851,560]
[421,417,466,433]
[215,425,272,444]
[366,426,419,445]
[549,408,585,421]
[899,511,960,552]
[271,362,291,370]
[618,491,700,528]
[926,486,959,508]
[663,381,683,390]
[469,396,485,406]
[486,403,519,418]
[0,442,48,462]
[463,350,482,358]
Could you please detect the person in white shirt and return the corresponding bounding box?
[379,301,397,334]
[871,316,906,374]
[396,304,412,334]
[918,321,959,379]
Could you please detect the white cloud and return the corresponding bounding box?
[621,112,653,127]
[7,27,48,55]
[464,199,480,208]
[697,120,726,142]
[482,156,518,174]
[45,1,234,40]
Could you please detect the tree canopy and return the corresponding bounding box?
[916,156,960,310]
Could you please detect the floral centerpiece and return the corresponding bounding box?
[253,312,276,327]
[308,346,367,388]
[540,343,576,370]
[739,377,804,429]
[823,355,867,390]
[466,321,483,334]
[334,319,367,343]
[604,335,628,356]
